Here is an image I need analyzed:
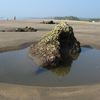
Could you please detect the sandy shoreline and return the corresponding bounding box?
[0,20,100,100]
[0,20,100,52]
[0,83,100,100]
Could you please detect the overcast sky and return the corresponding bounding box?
[0,0,100,18]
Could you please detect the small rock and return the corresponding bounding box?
[41,20,55,24]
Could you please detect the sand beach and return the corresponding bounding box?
[0,19,100,100]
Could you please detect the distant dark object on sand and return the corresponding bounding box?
[0,26,37,32]
[40,20,56,24]
[15,26,37,32]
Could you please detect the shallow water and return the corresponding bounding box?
[0,47,100,86]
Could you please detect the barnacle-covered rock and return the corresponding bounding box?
[30,22,81,67]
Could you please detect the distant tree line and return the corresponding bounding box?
[54,16,80,21]
[53,16,100,22]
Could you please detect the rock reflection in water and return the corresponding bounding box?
[41,52,80,77]
[0,47,100,86]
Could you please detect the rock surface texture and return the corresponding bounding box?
[30,22,81,67]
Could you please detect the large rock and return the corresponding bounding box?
[30,22,81,67]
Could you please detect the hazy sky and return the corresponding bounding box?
[0,0,100,18]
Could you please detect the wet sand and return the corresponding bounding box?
[0,83,100,100]
[0,20,100,100]
[0,20,100,51]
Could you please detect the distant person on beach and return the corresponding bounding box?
[14,16,16,20]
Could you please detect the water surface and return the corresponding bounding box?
[0,47,100,86]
